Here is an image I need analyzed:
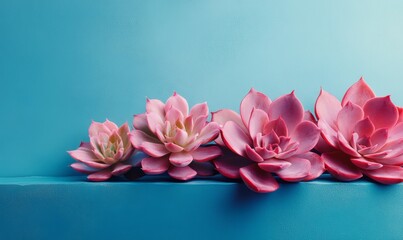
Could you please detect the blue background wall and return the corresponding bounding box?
[1,0,403,177]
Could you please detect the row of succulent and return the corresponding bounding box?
[68,78,403,193]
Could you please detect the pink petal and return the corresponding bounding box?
[168,166,197,181]
[369,128,388,152]
[146,112,164,134]
[192,115,208,134]
[337,132,361,157]
[255,147,276,160]
[239,164,279,193]
[184,116,194,133]
[169,152,193,167]
[111,163,132,175]
[189,162,216,176]
[165,92,189,117]
[303,110,316,123]
[129,130,160,148]
[398,107,403,123]
[290,121,320,155]
[268,91,304,133]
[322,151,363,181]
[248,108,269,140]
[274,156,311,182]
[197,122,220,144]
[141,156,170,174]
[191,145,222,162]
[164,142,184,153]
[363,165,403,184]
[245,144,264,162]
[296,152,325,181]
[261,130,280,147]
[212,109,246,130]
[364,151,389,159]
[212,109,247,146]
[190,102,209,118]
[354,117,375,138]
[336,102,364,139]
[68,148,109,169]
[71,162,97,174]
[363,96,399,130]
[373,154,403,165]
[258,159,291,172]
[146,98,165,117]
[103,119,119,132]
[341,77,376,107]
[140,142,169,158]
[240,88,271,128]
[350,157,383,170]
[173,128,188,146]
[314,136,337,154]
[89,121,111,137]
[317,119,338,148]
[275,147,298,159]
[315,89,342,128]
[165,107,184,124]
[221,121,252,157]
[88,169,113,181]
[263,117,288,137]
[213,150,251,179]
[389,122,403,141]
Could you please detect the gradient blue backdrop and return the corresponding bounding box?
[1,0,403,177]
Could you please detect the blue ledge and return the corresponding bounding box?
[1,175,402,240]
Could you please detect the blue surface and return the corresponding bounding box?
[1,2,403,239]
[0,175,402,240]
[1,0,403,176]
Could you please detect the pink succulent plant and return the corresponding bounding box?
[68,120,134,181]
[129,93,222,181]
[315,78,403,184]
[212,89,324,193]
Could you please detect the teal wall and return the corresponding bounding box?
[1,0,403,177]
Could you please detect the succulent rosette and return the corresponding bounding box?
[130,93,222,181]
[315,78,403,183]
[68,120,134,181]
[212,89,324,193]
